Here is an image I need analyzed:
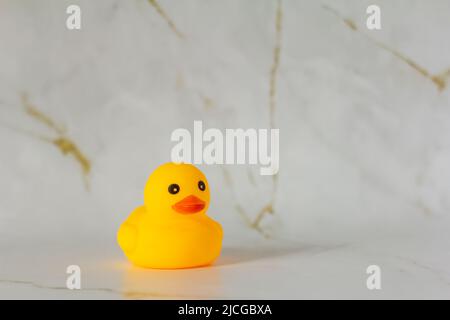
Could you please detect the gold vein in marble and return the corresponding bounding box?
[323,5,450,91]
[249,0,284,233]
[232,0,284,235]
[431,69,450,91]
[52,137,91,179]
[0,278,203,299]
[21,95,91,189]
[269,0,283,129]
[251,203,273,230]
[23,96,66,135]
[199,94,215,110]
[147,0,184,39]
[394,255,450,285]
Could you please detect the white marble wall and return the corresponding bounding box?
[1,0,450,299]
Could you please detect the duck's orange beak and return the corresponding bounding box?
[172,195,205,214]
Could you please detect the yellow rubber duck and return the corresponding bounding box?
[117,162,223,269]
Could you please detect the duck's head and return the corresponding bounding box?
[144,163,210,217]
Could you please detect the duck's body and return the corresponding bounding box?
[117,163,223,269]
[118,206,222,269]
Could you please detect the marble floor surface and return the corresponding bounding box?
[1,220,449,299]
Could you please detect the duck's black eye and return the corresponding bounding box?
[168,184,180,194]
[198,180,206,191]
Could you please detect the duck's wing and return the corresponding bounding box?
[213,219,224,239]
[117,206,144,254]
